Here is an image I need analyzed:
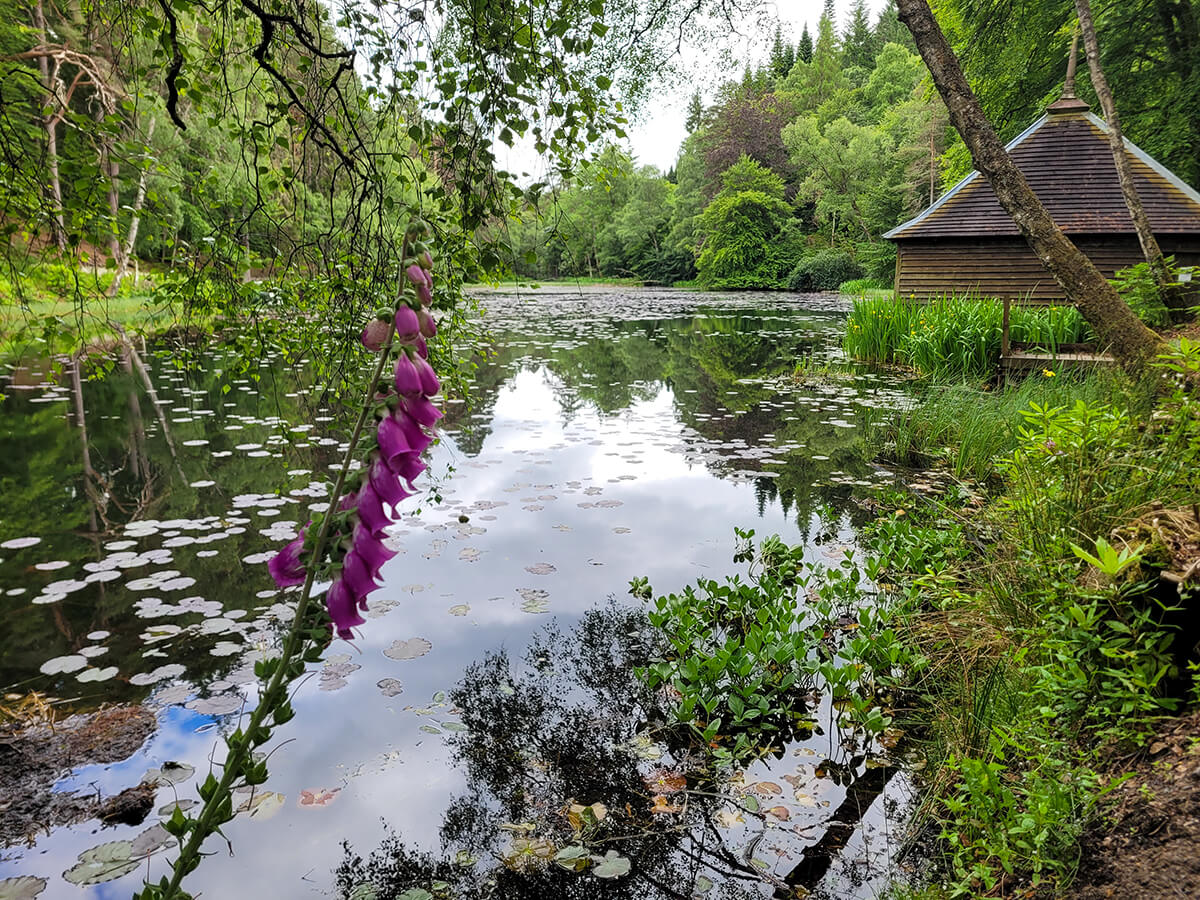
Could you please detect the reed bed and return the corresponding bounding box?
[844,293,1092,381]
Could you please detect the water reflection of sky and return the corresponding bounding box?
[0,289,913,898]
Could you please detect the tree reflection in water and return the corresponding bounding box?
[336,603,895,900]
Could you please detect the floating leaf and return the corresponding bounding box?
[76,666,119,683]
[447,604,470,616]
[384,638,432,660]
[39,655,87,675]
[62,841,138,885]
[377,678,404,697]
[591,850,631,879]
[130,824,175,857]
[554,845,590,872]
[237,791,285,821]
[0,876,47,900]
[298,787,340,808]
[144,761,195,787]
[397,890,432,900]
[766,805,791,821]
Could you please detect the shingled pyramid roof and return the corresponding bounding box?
[884,107,1200,241]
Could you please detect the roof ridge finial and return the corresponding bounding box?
[1062,24,1080,100]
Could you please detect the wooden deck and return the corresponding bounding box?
[999,296,1115,381]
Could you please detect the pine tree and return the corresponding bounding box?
[798,23,814,63]
[843,0,878,69]
[823,0,837,24]
[781,40,796,75]
[874,1,914,51]
[685,91,704,132]
[769,24,789,78]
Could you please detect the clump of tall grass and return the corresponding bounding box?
[864,370,1121,482]
[838,276,891,297]
[844,294,1092,381]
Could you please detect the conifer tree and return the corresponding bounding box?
[685,91,704,132]
[769,24,789,78]
[844,0,878,69]
[798,23,814,63]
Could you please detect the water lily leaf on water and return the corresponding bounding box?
[591,850,631,880]
[39,655,87,675]
[692,875,715,895]
[144,761,195,787]
[447,604,470,616]
[419,724,442,735]
[766,805,791,821]
[384,638,432,661]
[130,824,175,857]
[298,787,340,808]
[346,884,378,900]
[0,875,47,900]
[554,845,590,872]
[377,678,404,697]
[524,563,556,575]
[440,721,469,732]
[397,890,432,900]
[237,791,285,821]
[76,666,119,683]
[749,781,782,797]
[742,795,759,813]
[62,840,138,885]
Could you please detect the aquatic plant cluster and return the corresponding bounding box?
[843,294,1091,381]
[268,248,442,639]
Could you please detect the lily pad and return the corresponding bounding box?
[76,666,119,683]
[130,824,175,857]
[592,850,631,879]
[144,761,195,786]
[237,791,286,821]
[377,678,404,697]
[384,638,432,661]
[62,840,138,885]
[0,876,47,900]
[39,655,88,675]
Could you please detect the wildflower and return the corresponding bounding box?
[395,305,421,341]
[360,315,393,352]
[267,528,309,587]
[406,263,433,306]
[1043,368,1056,377]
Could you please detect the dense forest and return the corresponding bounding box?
[507,0,1200,291]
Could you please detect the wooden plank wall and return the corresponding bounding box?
[896,236,1200,302]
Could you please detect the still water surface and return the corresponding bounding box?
[0,287,912,899]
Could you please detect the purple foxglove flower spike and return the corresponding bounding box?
[419,250,433,269]
[417,270,433,307]
[355,482,392,535]
[352,521,397,578]
[377,415,414,466]
[395,305,420,340]
[360,317,392,352]
[267,532,307,588]
[391,452,427,488]
[325,578,365,639]
[369,456,411,506]
[417,308,437,339]
[341,547,379,600]
[394,352,423,396]
[391,408,434,454]
[401,395,444,428]
[414,354,440,396]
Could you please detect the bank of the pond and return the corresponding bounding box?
[843,355,1200,898]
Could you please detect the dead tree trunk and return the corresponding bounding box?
[1074,0,1172,287]
[894,0,1166,375]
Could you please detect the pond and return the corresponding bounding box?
[0,286,915,899]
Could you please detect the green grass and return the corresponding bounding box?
[864,370,1122,482]
[844,293,1092,381]
[838,277,892,299]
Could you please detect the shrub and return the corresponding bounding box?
[788,249,862,291]
[855,240,897,281]
[1111,260,1171,327]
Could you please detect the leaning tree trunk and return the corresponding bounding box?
[894,0,1165,375]
[1074,0,1172,287]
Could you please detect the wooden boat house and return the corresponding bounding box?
[884,93,1200,302]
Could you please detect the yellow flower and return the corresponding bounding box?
[1043,368,1055,377]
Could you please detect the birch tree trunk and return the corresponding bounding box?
[894,0,1165,375]
[1074,0,1171,287]
[108,118,156,297]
